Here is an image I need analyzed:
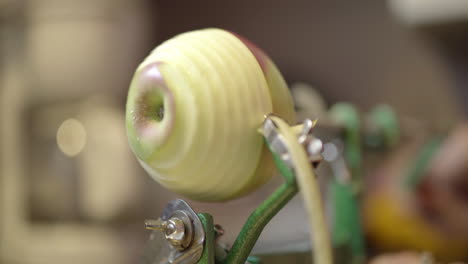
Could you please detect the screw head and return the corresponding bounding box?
[164,217,186,250]
[143,212,193,251]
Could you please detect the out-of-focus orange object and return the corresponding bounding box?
[364,192,468,261]
[369,252,427,264]
[364,125,468,262]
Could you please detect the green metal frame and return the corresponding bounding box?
[198,213,216,264]
[366,105,400,149]
[196,149,298,264]
[221,152,297,264]
[329,103,366,264]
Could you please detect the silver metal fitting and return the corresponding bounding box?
[142,200,204,264]
[145,210,193,251]
[263,116,324,169]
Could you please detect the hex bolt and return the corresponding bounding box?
[144,212,193,251]
[164,217,187,250]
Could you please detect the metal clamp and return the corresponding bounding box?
[142,200,205,264]
[263,116,324,169]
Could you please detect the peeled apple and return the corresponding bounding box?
[126,28,295,201]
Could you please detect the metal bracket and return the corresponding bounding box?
[263,116,323,169]
[141,200,205,264]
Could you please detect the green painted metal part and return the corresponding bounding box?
[219,151,298,264]
[198,213,215,264]
[193,140,298,264]
[329,103,366,263]
[330,103,362,189]
[329,182,365,264]
[366,104,400,149]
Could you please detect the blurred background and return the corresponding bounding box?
[2,0,468,263]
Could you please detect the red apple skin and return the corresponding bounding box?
[230,32,296,124]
